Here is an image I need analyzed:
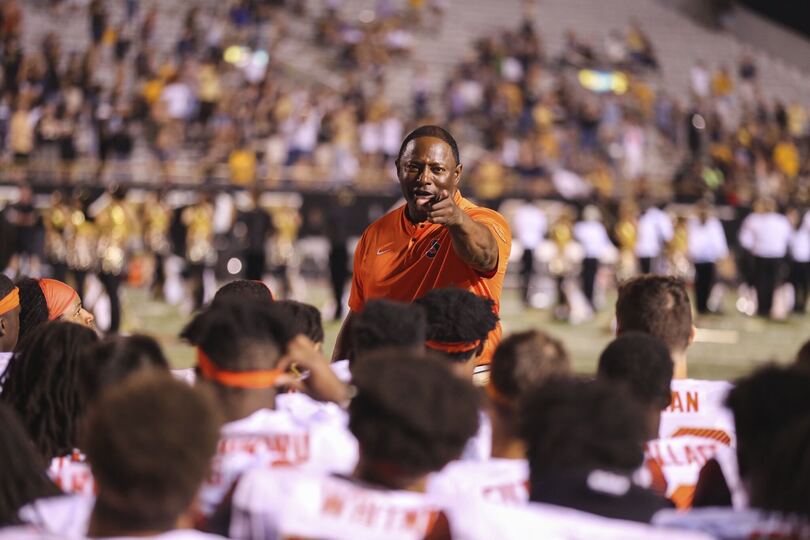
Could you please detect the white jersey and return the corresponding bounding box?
[0,525,61,539]
[713,444,748,510]
[19,494,93,539]
[49,451,95,495]
[445,498,713,540]
[427,458,528,505]
[171,368,196,385]
[230,468,445,540]
[460,411,491,461]
[659,379,735,446]
[645,435,725,509]
[653,507,810,540]
[330,359,352,383]
[199,407,358,516]
[100,531,226,540]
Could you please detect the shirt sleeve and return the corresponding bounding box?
[348,232,368,312]
[470,209,512,278]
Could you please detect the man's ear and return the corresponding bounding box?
[453,163,463,187]
[688,325,697,346]
[0,317,6,338]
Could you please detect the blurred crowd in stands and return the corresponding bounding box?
[0,0,805,205]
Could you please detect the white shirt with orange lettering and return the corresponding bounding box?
[659,379,734,446]
[229,468,445,540]
[445,497,713,540]
[19,494,93,539]
[199,406,358,516]
[49,451,95,495]
[427,458,528,505]
[644,435,725,509]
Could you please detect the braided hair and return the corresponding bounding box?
[0,321,99,460]
[0,403,61,527]
[14,277,49,349]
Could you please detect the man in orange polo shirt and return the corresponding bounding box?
[333,125,511,365]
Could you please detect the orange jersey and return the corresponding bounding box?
[349,192,511,363]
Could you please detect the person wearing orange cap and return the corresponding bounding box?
[0,275,21,354]
[15,277,95,347]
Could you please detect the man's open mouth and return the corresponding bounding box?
[412,189,435,205]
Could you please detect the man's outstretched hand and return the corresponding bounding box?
[426,190,464,227]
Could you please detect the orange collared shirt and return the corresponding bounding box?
[349,192,511,363]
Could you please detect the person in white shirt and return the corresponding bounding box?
[615,276,735,446]
[84,374,225,539]
[180,299,357,517]
[428,330,570,504]
[787,208,810,313]
[228,352,480,540]
[512,200,547,305]
[659,367,810,538]
[738,198,792,317]
[522,377,672,522]
[687,200,729,314]
[19,374,226,540]
[573,205,612,308]
[1,322,99,470]
[636,202,674,275]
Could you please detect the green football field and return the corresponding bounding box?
[118,281,807,381]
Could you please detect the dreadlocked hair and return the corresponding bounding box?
[0,321,99,460]
[414,288,499,362]
[180,298,294,371]
[0,403,61,527]
[14,277,49,349]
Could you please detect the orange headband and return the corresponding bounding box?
[39,279,79,321]
[0,287,20,316]
[425,339,481,354]
[196,348,285,389]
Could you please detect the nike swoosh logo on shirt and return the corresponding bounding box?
[376,247,392,255]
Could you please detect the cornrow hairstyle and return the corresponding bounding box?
[349,352,479,477]
[80,334,170,405]
[275,300,324,344]
[180,299,294,371]
[414,288,499,362]
[398,125,460,165]
[0,403,61,527]
[0,321,99,460]
[14,277,49,349]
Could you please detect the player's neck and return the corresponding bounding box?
[216,388,278,423]
[490,411,526,460]
[672,351,688,379]
[353,457,428,493]
[87,497,180,538]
